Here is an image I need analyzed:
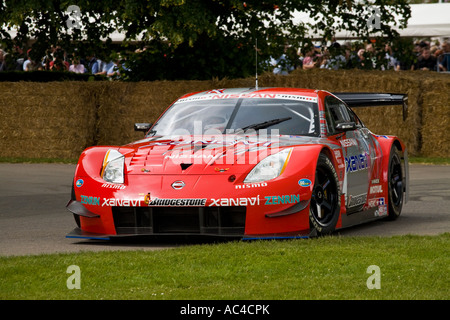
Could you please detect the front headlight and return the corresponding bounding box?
[101,149,125,184]
[244,148,292,183]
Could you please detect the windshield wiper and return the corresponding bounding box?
[236,117,292,132]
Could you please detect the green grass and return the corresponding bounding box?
[1,234,448,300]
[409,157,450,165]
[0,157,77,164]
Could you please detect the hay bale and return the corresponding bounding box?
[0,70,448,160]
[0,82,97,159]
[420,79,450,157]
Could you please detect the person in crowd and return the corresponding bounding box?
[383,44,400,71]
[0,49,8,71]
[270,44,295,75]
[325,42,346,70]
[96,58,114,76]
[22,49,33,71]
[302,46,318,70]
[107,55,129,79]
[49,48,69,71]
[86,54,100,74]
[413,47,437,71]
[69,55,86,73]
[356,48,366,68]
[13,46,25,71]
[438,41,450,71]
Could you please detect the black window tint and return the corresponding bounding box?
[231,99,319,136]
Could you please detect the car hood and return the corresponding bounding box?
[119,135,325,175]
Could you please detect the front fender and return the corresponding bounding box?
[74,146,120,181]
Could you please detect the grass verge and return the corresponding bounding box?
[409,157,450,165]
[0,157,78,164]
[0,234,448,300]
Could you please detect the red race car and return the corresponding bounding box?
[66,88,409,240]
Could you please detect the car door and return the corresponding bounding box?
[324,96,372,213]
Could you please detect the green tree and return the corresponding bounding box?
[0,0,411,79]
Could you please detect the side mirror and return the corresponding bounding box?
[134,123,152,133]
[335,122,356,131]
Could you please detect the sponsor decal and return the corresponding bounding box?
[265,194,300,205]
[165,154,214,160]
[235,182,268,189]
[75,179,84,188]
[369,185,383,194]
[81,195,100,206]
[348,193,367,207]
[298,179,312,187]
[209,194,300,207]
[206,89,225,94]
[176,93,318,104]
[144,193,151,205]
[345,153,369,173]
[209,194,301,206]
[368,197,385,208]
[340,138,358,147]
[102,198,141,207]
[147,198,207,206]
[334,149,345,169]
[210,196,260,207]
[375,205,388,217]
[101,183,126,190]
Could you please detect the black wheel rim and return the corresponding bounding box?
[310,165,338,226]
[390,155,403,207]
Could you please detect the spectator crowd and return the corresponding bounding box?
[0,45,126,79]
[0,38,449,79]
[270,39,450,74]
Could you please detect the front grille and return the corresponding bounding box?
[112,206,246,236]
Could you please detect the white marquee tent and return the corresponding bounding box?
[396,3,450,38]
[292,3,450,40]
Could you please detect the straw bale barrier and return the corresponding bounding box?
[0,70,448,160]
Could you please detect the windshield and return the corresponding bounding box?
[149,97,319,137]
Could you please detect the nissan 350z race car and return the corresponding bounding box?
[66,87,409,240]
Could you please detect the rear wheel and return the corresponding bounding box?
[386,146,404,220]
[309,153,341,236]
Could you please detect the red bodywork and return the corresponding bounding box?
[67,88,408,239]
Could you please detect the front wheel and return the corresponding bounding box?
[309,153,341,236]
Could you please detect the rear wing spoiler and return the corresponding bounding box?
[333,92,408,120]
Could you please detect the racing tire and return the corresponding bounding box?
[386,146,404,221]
[309,153,341,236]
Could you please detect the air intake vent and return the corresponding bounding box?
[112,206,246,236]
[180,163,193,170]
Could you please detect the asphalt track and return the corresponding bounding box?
[0,163,449,256]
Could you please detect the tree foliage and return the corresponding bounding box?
[0,0,411,80]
